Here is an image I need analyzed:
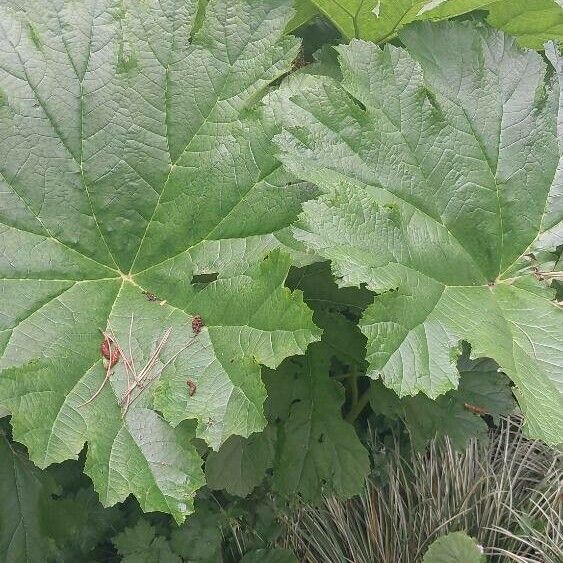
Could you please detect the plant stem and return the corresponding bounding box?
[334,372,353,381]
[346,387,371,423]
[350,365,359,407]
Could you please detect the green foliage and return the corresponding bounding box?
[370,354,516,450]
[305,0,497,41]
[422,531,484,563]
[240,548,297,563]
[0,434,56,562]
[275,21,563,445]
[486,0,563,49]
[114,520,181,563]
[205,427,276,497]
[283,419,561,562]
[0,0,561,559]
[265,343,370,500]
[293,0,563,48]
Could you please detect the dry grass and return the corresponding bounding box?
[281,418,562,563]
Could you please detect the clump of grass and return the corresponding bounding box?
[281,417,562,562]
[488,466,562,563]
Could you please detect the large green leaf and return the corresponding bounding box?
[274,22,563,444]
[0,0,321,521]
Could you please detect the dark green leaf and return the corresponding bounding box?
[241,548,298,563]
[113,520,180,563]
[205,426,276,497]
[0,434,55,563]
[266,344,370,500]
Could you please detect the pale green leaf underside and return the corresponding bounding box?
[0,0,321,521]
[275,22,563,444]
[422,532,484,563]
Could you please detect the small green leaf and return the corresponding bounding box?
[113,520,180,563]
[169,500,225,563]
[43,487,124,561]
[422,531,485,563]
[205,426,276,497]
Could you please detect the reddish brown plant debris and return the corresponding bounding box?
[142,291,159,302]
[464,402,489,415]
[192,315,204,335]
[187,379,197,396]
[291,48,308,71]
[101,333,120,368]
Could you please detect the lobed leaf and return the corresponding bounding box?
[0,0,321,520]
[275,21,563,445]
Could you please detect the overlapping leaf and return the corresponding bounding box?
[274,22,563,444]
[296,0,562,49]
[305,0,496,42]
[0,0,321,521]
[370,355,516,450]
[205,426,275,497]
[487,0,563,49]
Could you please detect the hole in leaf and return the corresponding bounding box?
[191,272,218,285]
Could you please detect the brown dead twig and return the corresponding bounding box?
[78,313,202,416]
